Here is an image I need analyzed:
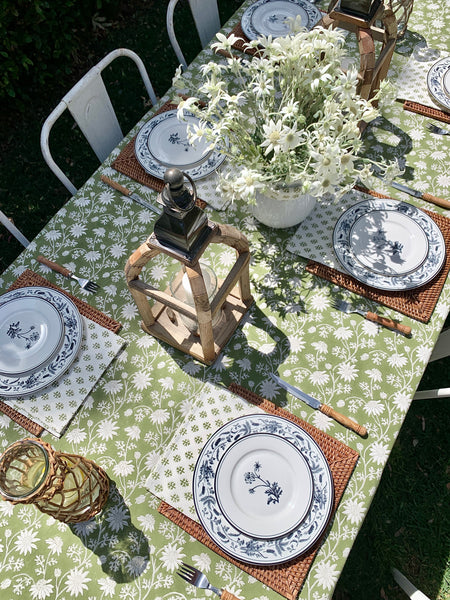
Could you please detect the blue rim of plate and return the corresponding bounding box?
[333,199,446,291]
[134,110,227,180]
[241,0,322,41]
[193,413,333,565]
[0,287,83,397]
[427,56,450,113]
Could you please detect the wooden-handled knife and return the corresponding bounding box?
[272,374,368,437]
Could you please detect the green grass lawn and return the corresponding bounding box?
[0,1,448,598]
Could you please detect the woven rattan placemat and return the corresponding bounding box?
[1,269,122,435]
[306,187,450,323]
[402,100,450,124]
[159,382,359,600]
[111,100,207,209]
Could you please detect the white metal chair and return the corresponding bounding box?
[413,328,450,400]
[40,48,157,195]
[391,568,431,600]
[0,211,30,247]
[167,0,221,69]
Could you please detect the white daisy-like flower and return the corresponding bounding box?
[365,368,382,382]
[30,579,54,600]
[69,223,86,237]
[97,419,119,441]
[137,514,155,532]
[364,400,384,416]
[112,460,135,477]
[160,377,174,391]
[309,371,329,385]
[46,536,63,555]
[64,567,91,597]
[343,498,365,524]
[260,118,284,155]
[369,441,390,465]
[337,362,358,381]
[127,555,148,576]
[98,578,116,598]
[125,425,141,440]
[312,410,333,431]
[387,353,408,368]
[160,543,185,572]
[288,335,306,352]
[106,505,130,532]
[392,391,411,412]
[14,529,39,555]
[193,552,211,573]
[65,428,87,444]
[132,371,152,391]
[334,326,353,340]
[150,409,169,424]
[314,559,339,590]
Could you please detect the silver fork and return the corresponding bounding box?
[427,123,450,135]
[37,255,99,293]
[177,562,240,600]
[331,298,411,336]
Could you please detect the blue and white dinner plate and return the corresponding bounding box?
[333,199,446,291]
[135,110,227,180]
[241,0,322,41]
[427,56,450,112]
[193,414,333,565]
[0,287,83,397]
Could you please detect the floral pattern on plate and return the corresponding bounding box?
[193,414,333,565]
[0,287,83,397]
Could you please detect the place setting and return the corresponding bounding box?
[395,48,450,122]
[289,187,450,324]
[111,100,232,211]
[146,381,359,600]
[0,270,125,438]
[225,0,323,55]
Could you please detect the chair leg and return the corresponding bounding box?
[391,568,431,600]
[0,210,30,247]
[413,387,450,400]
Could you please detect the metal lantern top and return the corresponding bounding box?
[154,168,209,259]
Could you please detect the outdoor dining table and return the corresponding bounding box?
[0,0,449,598]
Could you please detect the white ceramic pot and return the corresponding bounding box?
[252,186,317,228]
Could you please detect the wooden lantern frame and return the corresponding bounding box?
[124,221,254,365]
[319,0,397,103]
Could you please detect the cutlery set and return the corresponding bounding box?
[331,298,411,336]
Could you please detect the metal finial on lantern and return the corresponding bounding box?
[153,168,211,260]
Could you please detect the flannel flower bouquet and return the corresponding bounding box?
[173,24,400,206]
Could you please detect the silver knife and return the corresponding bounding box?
[372,175,450,210]
[271,374,367,437]
[101,175,160,214]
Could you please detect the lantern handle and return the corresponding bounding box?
[162,170,197,212]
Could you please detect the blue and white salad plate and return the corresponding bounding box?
[0,287,83,397]
[241,0,322,41]
[135,110,226,180]
[427,56,450,112]
[333,199,446,291]
[193,414,333,565]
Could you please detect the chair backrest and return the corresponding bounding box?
[0,210,30,247]
[167,0,221,69]
[40,48,157,195]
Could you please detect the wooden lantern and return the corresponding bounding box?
[319,0,397,103]
[124,221,254,365]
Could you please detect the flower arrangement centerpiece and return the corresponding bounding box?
[173,24,398,227]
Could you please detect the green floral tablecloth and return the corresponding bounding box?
[0,0,449,598]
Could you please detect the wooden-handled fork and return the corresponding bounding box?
[177,563,241,600]
[37,255,99,293]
